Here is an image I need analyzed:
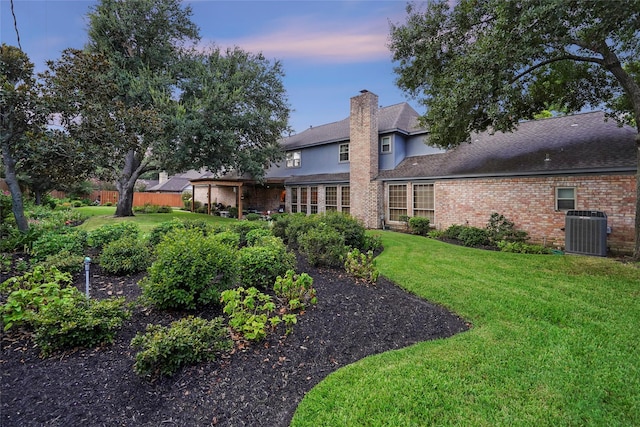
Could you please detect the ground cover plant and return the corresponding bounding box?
[291,232,640,426]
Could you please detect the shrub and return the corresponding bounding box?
[237,241,296,290]
[497,240,552,254]
[245,228,273,246]
[245,213,262,221]
[229,220,269,247]
[1,265,130,356]
[131,316,232,378]
[140,228,237,310]
[34,296,131,357]
[427,229,446,239]
[343,248,380,284]
[408,216,431,236]
[442,224,467,240]
[88,222,140,249]
[148,219,212,247]
[270,213,293,242]
[221,287,297,341]
[486,213,528,244]
[298,224,346,267]
[210,230,241,248]
[40,250,85,275]
[285,214,318,249]
[274,270,317,311]
[458,226,490,247]
[100,236,151,275]
[31,229,87,261]
[320,212,366,250]
[363,234,383,253]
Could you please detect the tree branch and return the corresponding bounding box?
[510,54,604,83]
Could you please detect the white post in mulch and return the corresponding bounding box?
[84,256,91,298]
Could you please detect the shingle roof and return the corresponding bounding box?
[284,173,350,185]
[378,111,637,180]
[281,102,423,150]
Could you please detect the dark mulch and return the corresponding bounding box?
[1,255,469,427]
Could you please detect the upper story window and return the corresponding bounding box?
[556,187,575,210]
[286,151,301,168]
[380,136,391,153]
[339,143,349,162]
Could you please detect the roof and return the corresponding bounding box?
[378,111,638,180]
[284,173,350,186]
[281,102,424,150]
[148,169,215,192]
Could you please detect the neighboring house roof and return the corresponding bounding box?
[148,169,215,192]
[378,111,637,181]
[281,102,424,150]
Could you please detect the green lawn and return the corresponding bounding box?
[75,206,233,233]
[291,231,640,426]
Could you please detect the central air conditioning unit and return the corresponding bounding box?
[564,210,608,257]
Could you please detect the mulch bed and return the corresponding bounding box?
[1,255,469,427]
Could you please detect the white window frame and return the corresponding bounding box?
[556,187,576,211]
[339,143,349,163]
[286,151,301,168]
[380,136,392,153]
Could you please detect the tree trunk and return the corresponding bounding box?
[114,149,145,217]
[1,143,28,232]
[635,133,640,261]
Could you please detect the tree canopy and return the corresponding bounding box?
[389,0,640,258]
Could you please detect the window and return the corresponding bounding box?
[286,151,301,168]
[339,143,349,162]
[300,187,308,214]
[325,186,337,212]
[413,183,434,222]
[310,186,318,214]
[556,187,575,210]
[388,184,407,221]
[381,136,391,153]
[290,187,298,213]
[341,186,350,214]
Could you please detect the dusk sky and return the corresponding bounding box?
[1,0,424,134]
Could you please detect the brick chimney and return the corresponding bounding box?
[349,90,382,228]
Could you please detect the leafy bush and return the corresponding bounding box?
[427,229,446,239]
[140,228,237,310]
[274,270,317,311]
[99,236,151,275]
[221,287,297,341]
[486,213,528,244]
[343,248,380,284]
[1,265,130,356]
[245,228,273,246]
[363,234,383,253]
[320,212,366,250]
[458,226,490,247]
[270,213,293,242]
[31,229,87,261]
[298,224,346,267]
[131,316,232,378]
[245,213,262,221]
[497,240,552,254]
[442,224,467,240]
[237,240,296,290]
[284,214,318,248]
[148,218,212,246]
[133,203,173,214]
[408,216,431,236]
[229,221,269,247]
[34,296,131,357]
[88,222,140,249]
[210,230,241,248]
[40,250,85,275]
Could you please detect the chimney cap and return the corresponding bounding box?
[360,89,369,93]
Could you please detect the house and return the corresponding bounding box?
[192,90,637,254]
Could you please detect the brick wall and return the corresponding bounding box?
[434,174,636,253]
[349,90,380,228]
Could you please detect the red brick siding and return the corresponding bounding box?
[434,174,636,253]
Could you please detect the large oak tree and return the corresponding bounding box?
[390,0,640,258]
